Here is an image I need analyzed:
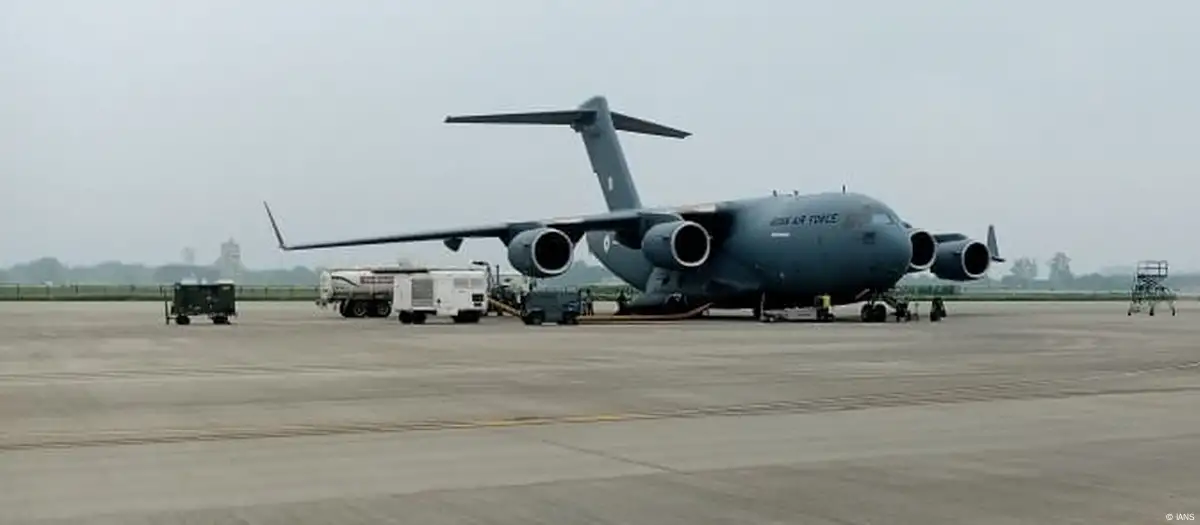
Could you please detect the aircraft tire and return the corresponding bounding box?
[872,304,887,323]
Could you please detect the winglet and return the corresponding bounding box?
[987,224,1004,263]
[262,201,290,251]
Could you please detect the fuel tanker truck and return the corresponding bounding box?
[316,267,401,318]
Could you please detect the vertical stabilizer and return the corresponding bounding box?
[444,96,690,211]
[987,224,1004,262]
[574,96,642,211]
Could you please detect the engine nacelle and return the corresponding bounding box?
[506,227,575,278]
[908,228,937,272]
[930,239,992,281]
[640,220,712,270]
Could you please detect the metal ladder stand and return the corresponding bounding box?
[1127,260,1177,316]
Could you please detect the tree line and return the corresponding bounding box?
[3,253,1197,291]
[0,257,618,288]
[902,251,1200,291]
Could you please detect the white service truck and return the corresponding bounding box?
[317,267,400,318]
[393,269,489,324]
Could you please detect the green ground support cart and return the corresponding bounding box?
[165,282,237,325]
[520,288,583,326]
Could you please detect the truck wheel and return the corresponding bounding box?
[523,311,544,326]
[373,301,392,318]
[348,300,369,318]
[175,315,190,325]
[452,313,476,324]
[412,312,427,325]
[398,311,412,324]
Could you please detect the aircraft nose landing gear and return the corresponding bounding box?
[859,289,922,323]
[860,303,888,323]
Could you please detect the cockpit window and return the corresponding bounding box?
[871,212,896,225]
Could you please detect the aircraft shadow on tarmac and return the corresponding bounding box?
[687,309,999,323]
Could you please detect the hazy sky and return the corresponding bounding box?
[3,1,1197,274]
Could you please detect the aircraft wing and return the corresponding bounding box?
[263,201,730,252]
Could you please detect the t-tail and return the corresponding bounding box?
[444,96,690,211]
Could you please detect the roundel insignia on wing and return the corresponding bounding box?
[603,234,612,253]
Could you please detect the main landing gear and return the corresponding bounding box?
[860,290,933,323]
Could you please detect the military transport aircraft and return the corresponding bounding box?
[264,95,1003,322]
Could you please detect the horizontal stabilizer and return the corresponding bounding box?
[445,108,690,139]
[445,110,588,127]
[610,112,691,138]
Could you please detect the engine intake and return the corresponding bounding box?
[641,220,711,270]
[506,227,574,277]
[930,239,991,281]
[908,229,936,272]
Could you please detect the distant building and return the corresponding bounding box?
[181,247,196,266]
[214,238,244,281]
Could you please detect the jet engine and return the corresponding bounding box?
[506,227,575,278]
[930,239,992,281]
[908,229,937,272]
[640,220,712,270]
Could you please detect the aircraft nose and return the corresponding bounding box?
[872,226,912,283]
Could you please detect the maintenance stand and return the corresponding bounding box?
[165,282,237,325]
[1128,260,1177,316]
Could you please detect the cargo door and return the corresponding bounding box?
[393,276,410,309]
[411,276,434,309]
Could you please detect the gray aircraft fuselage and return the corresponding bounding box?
[584,192,911,311]
[265,94,1000,317]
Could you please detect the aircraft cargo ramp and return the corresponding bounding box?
[576,302,712,323]
[487,295,711,323]
[487,297,522,317]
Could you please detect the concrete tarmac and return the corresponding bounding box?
[1,300,1198,524]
